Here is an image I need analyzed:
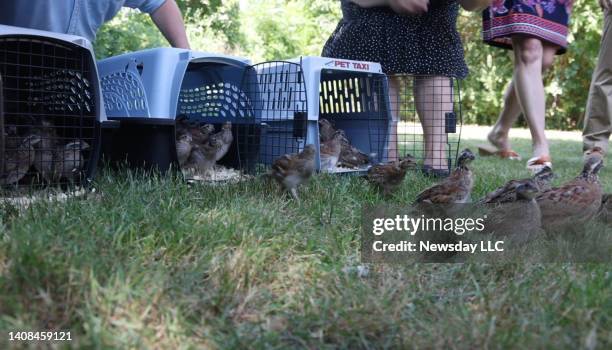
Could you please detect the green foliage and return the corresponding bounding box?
[94,10,167,59]
[176,0,244,50]
[240,0,341,61]
[94,0,603,130]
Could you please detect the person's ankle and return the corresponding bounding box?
[488,127,509,149]
[533,149,550,158]
[532,144,550,158]
[490,125,508,138]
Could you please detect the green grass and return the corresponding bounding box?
[0,134,610,349]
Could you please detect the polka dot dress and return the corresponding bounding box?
[322,0,468,78]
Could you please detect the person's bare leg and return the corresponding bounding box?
[511,36,550,159]
[387,76,400,161]
[488,81,522,151]
[414,76,451,170]
[489,44,556,152]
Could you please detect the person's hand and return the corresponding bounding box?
[459,0,495,12]
[388,0,429,15]
[600,0,612,11]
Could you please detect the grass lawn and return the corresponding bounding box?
[0,127,610,349]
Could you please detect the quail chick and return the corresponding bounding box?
[53,140,90,184]
[320,131,343,171]
[598,193,612,225]
[481,166,554,204]
[366,155,417,196]
[211,121,233,161]
[3,125,20,150]
[187,134,222,175]
[176,132,193,167]
[319,118,336,142]
[484,180,542,242]
[34,148,54,182]
[414,149,476,204]
[536,157,604,233]
[269,144,316,200]
[337,130,371,169]
[32,118,59,182]
[175,115,191,137]
[191,123,215,146]
[533,165,555,192]
[1,134,41,185]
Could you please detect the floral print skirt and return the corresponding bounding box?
[483,0,574,54]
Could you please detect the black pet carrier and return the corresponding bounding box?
[0,25,103,192]
[97,48,257,177]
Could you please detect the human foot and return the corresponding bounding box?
[477,144,522,160]
[478,128,521,160]
[487,127,511,152]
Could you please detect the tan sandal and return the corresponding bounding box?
[478,144,522,160]
[526,155,552,173]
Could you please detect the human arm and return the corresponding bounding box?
[149,0,190,49]
[351,0,391,7]
[351,0,429,15]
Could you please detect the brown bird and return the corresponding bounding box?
[211,121,233,161]
[480,166,554,204]
[366,155,417,196]
[337,130,371,169]
[533,165,555,192]
[32,118,59,182]
[175,115,190,137]
[320,131,343,171]
[597,193,612,225]
[536,157,604,233]
[484,179,542,242]
[34,148,54,182]
[1,134,41,185]
[176,132,193,167]
[319,118,335,142]
[53,140,90,184]
[414,149,476,204]
[3,125,20,150]
[187,134,223,175]
[190,123,215,146]
[269,144,316,200]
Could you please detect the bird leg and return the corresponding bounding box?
[289,188,300,201]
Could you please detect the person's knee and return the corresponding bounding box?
[514,39,543,66]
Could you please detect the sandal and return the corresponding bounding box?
[526,155,552,173]
[478,144,522,160]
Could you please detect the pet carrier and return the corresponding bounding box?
[387,75,462,174]
[97,48,256,177]
[0,25,104,192]
[239,56,392,174]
